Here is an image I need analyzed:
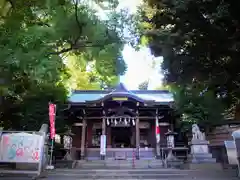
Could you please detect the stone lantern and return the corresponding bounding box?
[165,130,177,148]
[62,129,75,160]
[164,130,178,167]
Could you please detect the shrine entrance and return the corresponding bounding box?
[65,83,175,160]
[111,127,132,148]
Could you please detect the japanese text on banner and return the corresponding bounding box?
[49,103,56,139]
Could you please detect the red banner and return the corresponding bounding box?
[49,103,56,139]
[155,117,160,143]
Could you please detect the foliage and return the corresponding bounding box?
[0,0,128,131]
[170,84,225,131]
[137,0,240,128]
[154,85,170,90]
[138,80,149,90]
[138,0,240,106]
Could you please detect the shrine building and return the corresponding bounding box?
[64,83,176,160]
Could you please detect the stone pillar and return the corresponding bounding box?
[155,116,161,158]
[80,118,86,159]
[136,117,140,159]
[101,118,106,160]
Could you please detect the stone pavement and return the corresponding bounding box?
[0,168,239,180]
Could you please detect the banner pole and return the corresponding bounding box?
[49,139,54,166]
[46,103,56,170]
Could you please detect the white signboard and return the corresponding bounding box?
[139,122,150,129]
[0,132,44,163]
[63,135,72,150]
[100,135,106,155]
[93,123,102,129]
[167,135,175,148]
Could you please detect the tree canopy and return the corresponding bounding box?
[137,0,240,128]
[138,80,149,90]
[138,0,240,104]
[0,0,130,131]
[170,85,225,131]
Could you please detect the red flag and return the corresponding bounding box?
[49,103,56,139]
[156,126,160,134]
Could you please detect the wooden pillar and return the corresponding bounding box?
[80,118,86,159]
[87,122,92,147]
[136,117,140,159]
[131,126,136,147]
[107,127,111,147]
[102,118,106,135]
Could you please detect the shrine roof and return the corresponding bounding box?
[68,83,174,105]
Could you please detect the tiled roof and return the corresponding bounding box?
[68,83,174,104]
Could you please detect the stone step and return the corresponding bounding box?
[54,160,75,169]
[76,160,164,164]
[53,168,192,173]
[76,160,164,169]
[48,169,189,179]
[47,174,187,179]
[0,168,238,180]
[47,168,238,179]
[52,168,237,176]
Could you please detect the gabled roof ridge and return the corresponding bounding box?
[73,90,110,93]
[110,83,130,93]
[73,89,172,94]
[69,82,174,104]
[72,83,172,95]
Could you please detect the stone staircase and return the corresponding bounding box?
[45,168,239,180]
[76,159,163,169]
[0,167,238,180]
[48,168,189,179]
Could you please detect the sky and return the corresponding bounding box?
[92,0,163,90]
[117,0,163,90]
[120,45,163,90]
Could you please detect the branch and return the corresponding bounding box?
[49,41,114,55]
[50,47,73,55]
[74,0,82,33]
[48,0,128,56]
[49,0,88,56]
[74,0,86,44]
[31,21,51,27]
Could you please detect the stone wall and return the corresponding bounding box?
[207,124,240,146]
[206,124,240,164]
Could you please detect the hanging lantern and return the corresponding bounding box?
[119,117,122,123]
[106,118,110,126]
[124,118,127,125]
[114,118,117,126]
[111,118,113,124]
[132,118,135,126]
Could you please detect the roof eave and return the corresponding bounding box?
[84,92,150,104]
